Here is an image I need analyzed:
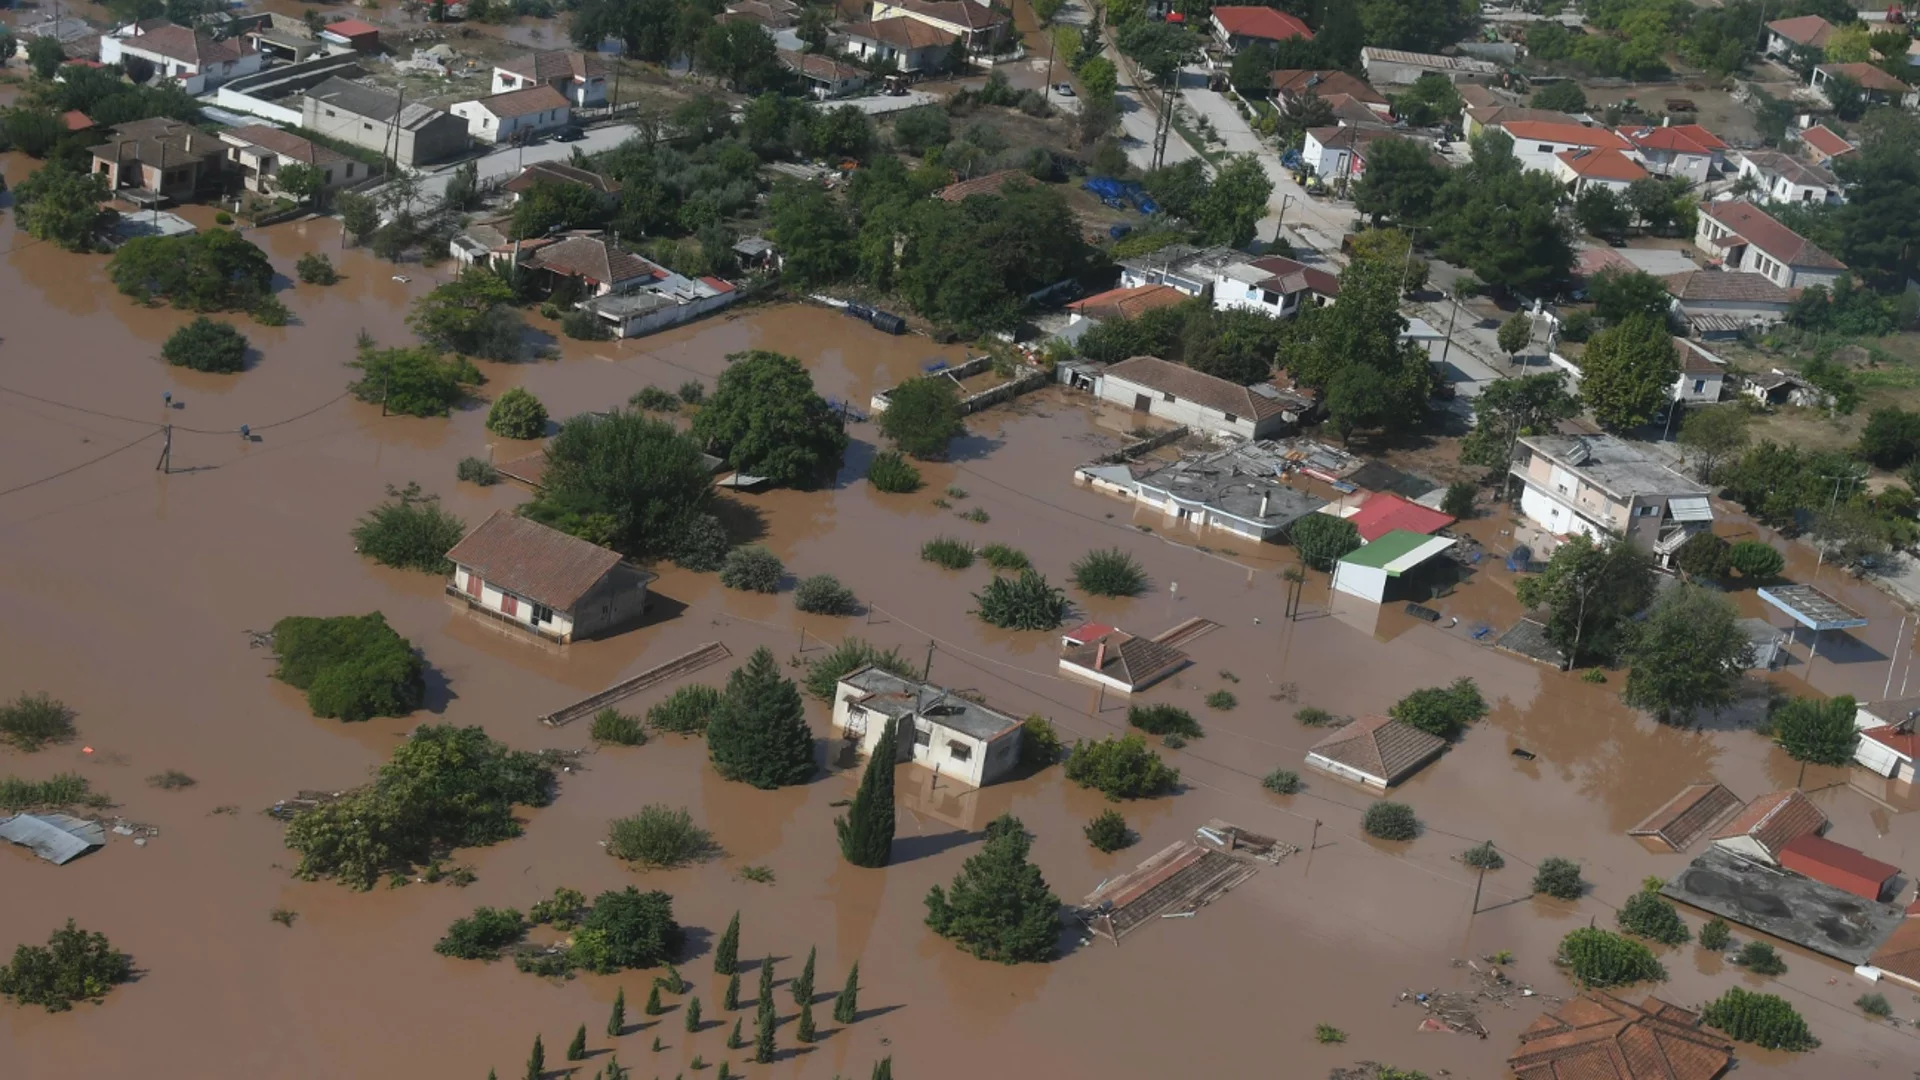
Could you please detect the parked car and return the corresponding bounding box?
[1053,83,1075,97]
[552,126,586,142]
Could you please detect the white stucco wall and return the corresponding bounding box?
[1096,374,1259,440]
[1305,751,1386,790]
[454,565,577,639]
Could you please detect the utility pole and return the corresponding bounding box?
[922,639,935,681]
[154,424,171,473]
[1436,289,1462,369]
[381,369,391,416]
[1471,843,1491,914]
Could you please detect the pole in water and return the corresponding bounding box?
[1471,849,1489,915]
[923,639,935,681]
[154,424,172,473]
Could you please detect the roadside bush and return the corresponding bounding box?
[0,693,74,752]
[1858,992,1892,1018]
[1290,514,1361,570]
[793,574,858,615]
[591,708,647,746]
[981,543,1029,571]
[607,805,714,869]
[921,536,974,568]
[1261,768,1301,794]
[1069,548,1147,597]
[1064,734,1178,800]
[647,684,724,734]
[1728,540,1784,580]
[456,456,499,486]
[562,308,614,340]
[351,482,466,574]
[802,638,916,701]
[161,316,249,373]
[0,920,132,1012]
[1733,940,1786,976]
[1557,928,1666,988]
[1389,677,1486,740]
[1698,918,1731,951]
[719,546,784,593]
[1084,809,1131,852]
[1702,988,1817,1051]
[296,252,338,285]
[1461,841,1504,870]
[866,451,922,493]
[973,569,1070,630]
[1533,857,1586,900]
[1127,704,1202,739]
[677,381,706,404]
[269,612,425,721]
[1020,715,1064,770]
[1362,801,1418,841]
[1617,888,1690,945]
[580,887,683,970]
[485,387,549,440]
[434,906,525,960]
[630,386,679,411]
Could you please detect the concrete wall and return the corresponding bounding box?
[453,99,571,143]
[1305,750,1386,789]
[1096,372,1264,441]
[603,290,739,339]
[302,96,468,167]
[831,694,1012,789]
[1635,149,1710,186]
[1331,560,1389,604]
[1711,834,1777,865]
[452,563,647,642]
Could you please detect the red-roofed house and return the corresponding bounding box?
[1778,834,1899,901]
[522,231,661,296]
[1210,6,1312,53]
[1269,70,1390,117]
[1212,254,1340,319]
[1508,993,1732,1080]
[834,18,956,74]
[871,0,1009,50]
[318,18,381,53]
[1068,284,1188,322]
[1766,15,1832,55]
[1695,199,1846,291]
[100,20,263,94]
[1814,62,1915,109]
[1496,119,1631,176]
[61,110,94,132]
[1555,147,1649,193]
[1852,697,1919,783]
[1346,492,1454,543]
[492,50,608,106]
[1711,788,1827,865]
[1799,124,1854,164]
[447,510,653,642]
[1618,123,1726,184]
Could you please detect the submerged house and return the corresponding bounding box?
[1507,993,1733,1080]
[1057,622,1190,693]
[445,510,654,643]
[1710,788,1826,866]
[830,665,1025,788]
[1305,714,1447,790]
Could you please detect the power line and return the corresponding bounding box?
[0,430,160,499]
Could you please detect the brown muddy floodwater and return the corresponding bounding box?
[1,176,1917,1078]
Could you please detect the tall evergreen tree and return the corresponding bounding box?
[832,962,859,1024]
[871,1057,893,1080]
[728,1017,744,1048]
[714,911,741,976]
[645,984,663,1016]
[754,1004,776,1064]
[607,987,626,1036]
[836,723,897,867]
[567,1025,587,1061]
[705,647,817,788]
[796,998,816,1042]
[723,971,741,1011]
[685,996,703,1032]
[791,946,816,1006]
[757,954,776,1008]
[524,1034,545,1080]
[924,814,1063,963]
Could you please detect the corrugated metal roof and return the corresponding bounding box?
[1338,529,1453,574]
[0,813,105,864]
[1668,496,1713,522]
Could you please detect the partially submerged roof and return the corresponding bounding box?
[1307,715,1447,786]
[1060,630,1189,691]
[839,665,1022,742]
[1346,492,1453,543]
[1134,452,1327,531]
[1779,833,1898,888]
[1861,724,1920,760]
[1663,846,1906,965]
[0,813,106,865]
[1712,788,1827,860]
[1338,529,1455,575]
[1871,916,1920,986]
[1627,782,1742,852]
[445,510,629,610]
[1758,583,1867,631]
[1508,993,1732,1080]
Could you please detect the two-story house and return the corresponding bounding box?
[1510,433,1713,560]
[491,50,607,107]
[1617,123,1726,185]
[1495,119,1633,177]
[1210,6,1312,56]
[870,0,1008,52]
[830,665,1026,788]
[100,20,263,94]
[1555,146,1648,194]
[1673,339,1727,405]
[1737,149,1841,205]
[1211,254,1340,319]
[1695,199,1846,291]
[219,124,361,194]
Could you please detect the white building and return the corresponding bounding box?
[833,18,955,75]
[1672,339,1726,405]
[1211,254,1340,319]
[445,510,654,643]
[1130,450,1327,542]
[1330,529,1457,605]
[1735,150,1841,206]
[1495,119,1633,177]
[1764,14,1832,57]
[1853,699,1920,785]
[1305,715,1447,790]
[1617,123,1726,185]
[1695,199,1847,292]
[870,0,1009,51]
[1510,433,1713,559]
[1359,45,1499,87]
[218,124,363,194]
[100,20,263,94]
[492,50,608,107]
[830,666,1025,789]
[452,85,571,144]
[1115,244,1242,295]
[1093,356,1305,441]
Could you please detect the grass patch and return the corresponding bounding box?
[648,684,723,734]
[1069,547,1147,597]
[0,773,109,812]
[591,708,647,746]
[0,693,75,751]
[738,864,775,884]
[1204,690,1237,710]
[981,543,1030,571]
[1314,1023,1345,1044]
[921,536,975,569]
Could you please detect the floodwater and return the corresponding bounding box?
[2,160,1918,1078]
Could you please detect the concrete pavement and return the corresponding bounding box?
[1174,76,1357,252]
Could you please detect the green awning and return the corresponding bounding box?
[1337,529,1456,576]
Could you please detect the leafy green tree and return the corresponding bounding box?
[719,546,784,593]
[1084,809,1131,852]
[724,973,741,1011]
[1772,694,1858,768]
[1702,988,1817,1050]
[1284,255,1429,433]
[1575,185,1633,241]
[434,907,526,959]
[26,36,68,81]
[1362,801,1419,840]
[878,376,966,460]
[408,267,524,361]
[1078,56,1118,102]
[793,574,857,615]
[1063,734,1178,799]
[486,387,549,440]
[1191,154,1273,248]
[1623,585,1753,724]
[790,946,816,1007]
[1579,315,1679,429]
[1442,480,1476,519]
[1589,269,1674,325]
[296,253,338,285]
[1389,678,1487,740]
[0,920,132,1012]
[837,722,897,868]
[1617,887,1690,945]
[3,108,65,157]
[924,814,1062,963]
[522,410,715,556]
[1557,928,1666,988]
[109,229,274,311]
[567,1024,587,1061]
[768,182,856,286]
[685,995,703,1031]
[1671,532,1731,582]
[1828,110,1920,291]
[1531,81,1587,112]
[1727,539,1784,580]
[511,179,612,239]
[1460,372,1580,467]
[1516,535,1657,666]
[1497,314,1531,360]
[1389,73,1461,127]
[269,613,425,722]
[832,962,859,1023]
[692,351,847,488]
[972,569,1071,631]
[1352,137,1447,226]
[1428,132,1573,295]
[714,911,740,976]
[1360,0,1475,53]
[583,887,683,970]
[1288,514,1361,571]
[351,482,466,573]
[349,346,483,418]
[1698,918,1730,951]
[757,953,774,1008]
[11,163,109,252]
[161,316,249,374]
[607,987,626,1036]
[1677,406,1750,482]
[1533,856,1586,900]
[645,984,662,1016]
[338,190,380,243]
[1859,407,1920,470]
[706,647,816,789]
[753,998,775,1063]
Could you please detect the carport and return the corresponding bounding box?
[1758,583,1867,667]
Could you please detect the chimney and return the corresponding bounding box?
[1260,491,1271,517]
[1094,641,1107,671]
[1663,115,1670,127]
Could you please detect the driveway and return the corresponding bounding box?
[1175,77,1357,253]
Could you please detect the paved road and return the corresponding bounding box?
[1174,77,1357,252]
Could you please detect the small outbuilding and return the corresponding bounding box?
[1305,714,1447,790]
[445,510,654,643]
[1058,624,1190,694]
[1330,528,1457,605]
[1344,492,1453,543]
[1710,788,1826,866]
[1852,697,1919,784]
[830,665,1025,789]
[1778,834,1898,901]
[0,813,106,865]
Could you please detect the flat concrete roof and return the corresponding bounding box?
[1135,451,1326,530]
[1759,583,1868,631]
[1517,434,1706,501]
[1661,846,1906,965]
[841,665,1021,742]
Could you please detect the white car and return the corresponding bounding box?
[1052,83,1075,97]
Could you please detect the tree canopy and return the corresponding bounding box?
[0,920,132,1012]
[349,346,483,418]
[1460,372,1580,468]
[162,317,249,374]
[269,613,426,722]
[408,267,525,361]
[1771,694,1858,767]
[877,375,966,460]
[11,163,109,252]
[706,647,816,789]
[924,814,1061,963]
[1580,315,1679,429]
[1515,534,1657,667]
[109,229,274,312]
[522,410,716,557]
[691,351,847,488]
[1622,584,1753,724]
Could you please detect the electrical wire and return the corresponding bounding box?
[0,430,159,499]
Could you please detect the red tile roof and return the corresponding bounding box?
[1800,124,1854,158]
[1062,622,1117,645]
[891,0,1008,32]
[1767,14,1833,48]
[1308,715,1447,786]
[1701,199,1845,270]
[1618,124,1723,155]
[446,510,625,610]
[1060,630,1190,691]
[1246,255,1340,298]
[1498,120,1630,149]
[1347,492,1454,543]
[1819,61,1909,93]
[1662,270,1794,305]
[1211,5,1312,40]
[498,49,606,82]
[1627,783,1742,851]
[1872,917,1920,986]
[225,123,347,167]
[1509,993,1732,1080]
[1861,724,1920,759]
[1713,788,1827,860]
[1557,147,1649,182]
[125,22,255,67]
[320,18,380,39]
[524,233,658,286]
[1103,356,1293,422]
[61,110,93,132]
[1778,833,1899,895]
[1269,69,1385,107]
[699,275,736,294]
[838,17,957,50]
[1068,284,1188,320]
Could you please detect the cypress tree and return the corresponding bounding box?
[791,946,816,1005]
[832,962,859,1024]
[924,813,1062,963]
[728,1017,744,1049]
[835,722,897,867]
[489,1071,498,1080]
[645,984,663,1016]
[871,1057,892,1080]
[685,996,703,1032]
[524,1034,545,1080]
[723,971,741,1011]
[567,1025,587,1061]
[757,954,775,1008]
[650,1036,662,1052]
[714,911,740,976]
[796,999,816,1043]
[607,987,626,1036]
[754,1004,776,1064]
[718,1063,732,1080]
[705,647,817,788]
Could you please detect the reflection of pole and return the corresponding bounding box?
[1885,616,1907,698]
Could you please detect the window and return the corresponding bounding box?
[1223,413,1238,423]
[532,603,553,625]
[325,108,336,117]
[913,725,931,747]
[1693,379,1706,394]
[1636,505,1658,517]
[947,741,972,762]
[362,122,372,130]
[1162,392,1175,403]
[1536,143,1553,153]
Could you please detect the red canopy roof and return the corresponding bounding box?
[1347,492,1454,543]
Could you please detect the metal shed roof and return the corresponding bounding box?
[0,813,105,864]
[1338,529,1455,575]
[1758,583,1868,630]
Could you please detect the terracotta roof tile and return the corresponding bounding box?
[1103,356,1292,422]
[891,0,1007,32]
[1061,631,1189,690]
[523,233,659,286]
[1067,284,1188,320]
[1509,993,1732,1080]
[1818,61,1908,93]
[1662,270,1793,305]
[1346,492,1454,542]
[1860,724,1920,758]
[504,160,621,195]
[1211,6,1313,40]
[1800,124,1853,158]
[1618,125,1721,155]
[1246,254,1341,298]
[445,510,625,609]
[225,123,346,167]
[1778,833,1899,887]
[1308,715,1447,785]
[1557,147,1649,182]
[1740,149,1837,191]
[1767,15,1833,47]
[838,17,957,49]
[498,49,605,82]
[1872,917,1920,984]
[1713,788,1826,860]
[123,22,256,67]
[1269,69,1385,107]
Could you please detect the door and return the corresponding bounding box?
[501,594,519,618]
[464,571,481,598]
[1133,394,1151,413]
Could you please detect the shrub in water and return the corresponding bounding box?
[434,906,525,960]
[866,451,922,494]
[607,805,714,869]
[1617,888,1689,946]
[1698,918,1730,951]
[562,307,614,340]
[793,574,857,615]
[1557,927,1666,988]
[1734,940,1786,976]
[980,543,1029,571]
[1020,714,1063,769]
[671,512,731,572]
[351,483,466,574]
[719,546,784,593]
[920,536,974,569]
[1532,857,1585,900]
[1069,547,1147,597]
[1388,677,1487,740]
[1261,768,1301,794]
[630,385,679,412]
[1127,704,1202,739]
[0,693,74,752]
[296,252,338,285]
[0,920,132,1012]
[162,316,249,373]
[1858,992,1892,1018]
[677,380,706,404]
[591,708,647,746]
[1063,734,1178,800]
[972,569,1070,631]
[485,386,549,440]
[1083,809,1131,852]
[645,684,723,734]
[1702,988,1817,1050]
[1295,706,1340,726]
[1461,841,1504,870]
[269,612,425,721]
[1204,690,1237,710]
[1362,801,1418,841]
[456,456,498,486]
